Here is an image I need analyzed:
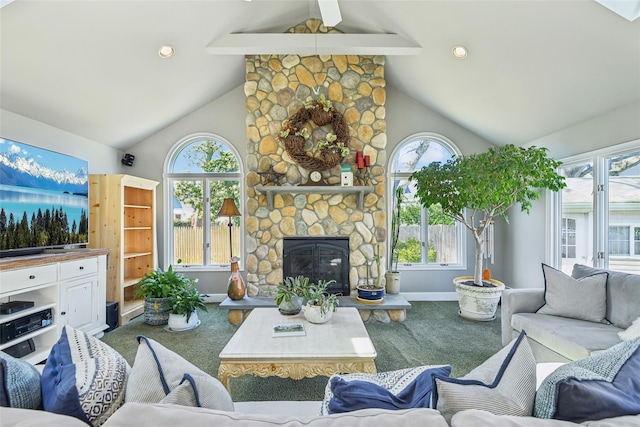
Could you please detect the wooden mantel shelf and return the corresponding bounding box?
[255,185,375,210]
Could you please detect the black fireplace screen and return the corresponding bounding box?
[283,237,350,296]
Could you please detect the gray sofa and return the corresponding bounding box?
[501,264,640,363]
[4,401,640,426]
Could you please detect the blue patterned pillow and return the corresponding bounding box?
[535,337,640,422]
[320,365,451,415]
[0,351,42,409]
[41,326,129,426]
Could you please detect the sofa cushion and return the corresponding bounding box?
[619,317,640,341]
[451,409,579,426]
[535,337,640,422]
[41,325,129,426]
[322,365,451,414]
[572,264,640,329]
[537,264,608,323]
[432,331,536,423]
[102,402,451,427]
[0,406,90,427]
[0,351,42,409]
[511,313,622,360]
[125,335,233,411]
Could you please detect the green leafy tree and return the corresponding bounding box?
[410,144,566,286]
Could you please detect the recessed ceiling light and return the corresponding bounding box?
[158,45,175,58]
[452,45,468,59]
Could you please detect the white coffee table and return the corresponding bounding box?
[218,307,377,392]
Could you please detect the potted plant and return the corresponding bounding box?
[357,245,385,302]
[275,275,309,315]
[135,265,194,325]
[164,283,208,331]
[410,144,566,320]
[385,184,405,294]
[302,279,339,324]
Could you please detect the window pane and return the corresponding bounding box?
[608,226,629,256]
[608,151,640,273]
[210,188,241,265]
[390,138,455,172]
[394,179,424,265]
[427,203,458,264]
[172,180,203,265]
[171,138,239,173]
[560,161,594,274]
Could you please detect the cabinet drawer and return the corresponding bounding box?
[60,258,98,280]
[0,264,58,294]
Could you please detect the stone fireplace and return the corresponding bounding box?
[283,237,350,296]
[244,19,387,297]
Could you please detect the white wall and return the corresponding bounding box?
[0,109,121,173]
[124,86,246,296]
[504,101,640,289]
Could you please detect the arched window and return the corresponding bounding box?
[164,133,243,269]
[388,133,465,269]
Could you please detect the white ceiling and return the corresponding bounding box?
[1,0,639,151]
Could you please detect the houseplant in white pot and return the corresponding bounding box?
[163,281,208,331]
[410,144,565,321]
[385,184,405,294]
[302,279,339,324]
[275,275,309,315]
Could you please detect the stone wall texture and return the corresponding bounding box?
[244,19,387,296]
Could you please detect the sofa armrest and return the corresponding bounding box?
[501,289,545,346]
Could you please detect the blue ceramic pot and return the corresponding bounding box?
[356,286,385,300]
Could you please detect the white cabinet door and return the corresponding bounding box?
[60,277,95,332]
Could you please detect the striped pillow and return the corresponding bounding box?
[432,331,536,424]
[125,336,234,411]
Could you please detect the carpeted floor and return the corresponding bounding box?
[101,301,502,402]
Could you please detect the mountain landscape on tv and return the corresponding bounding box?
[0,143,88,196]
[0,139,89,253]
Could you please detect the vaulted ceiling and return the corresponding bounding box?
[1,0,639,150]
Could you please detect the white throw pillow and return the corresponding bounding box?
[619,317,640,341]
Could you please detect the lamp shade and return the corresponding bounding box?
[217,198,241,217]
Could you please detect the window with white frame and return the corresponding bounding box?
[388,133,465,269]
[164,134,243,269]
[554,141,640,274]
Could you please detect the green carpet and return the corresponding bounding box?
[101,301,502,402]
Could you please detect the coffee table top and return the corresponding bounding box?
[219,307,377,360]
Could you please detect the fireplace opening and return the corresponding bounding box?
[283,237,350,296]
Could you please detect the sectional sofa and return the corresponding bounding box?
[501,264,640,362]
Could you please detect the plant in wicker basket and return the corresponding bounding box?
[278,94,350,172]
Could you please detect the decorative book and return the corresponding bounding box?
[272,323,306,337]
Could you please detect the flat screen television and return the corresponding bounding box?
[0,138,89,258]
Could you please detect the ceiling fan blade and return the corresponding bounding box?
[317,0,342,27]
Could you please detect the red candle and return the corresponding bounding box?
[356,151,363,159]
[357,158,364,169]
[364,155,370,167]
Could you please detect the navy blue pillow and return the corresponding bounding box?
[41,326,129,426]
[555,344,640,422]
[536,337,640,422]
[328,365,451,413]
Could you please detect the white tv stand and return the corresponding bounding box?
[0,249,110,364]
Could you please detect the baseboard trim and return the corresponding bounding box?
[204,292,458,303]
[401,292,458,301]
